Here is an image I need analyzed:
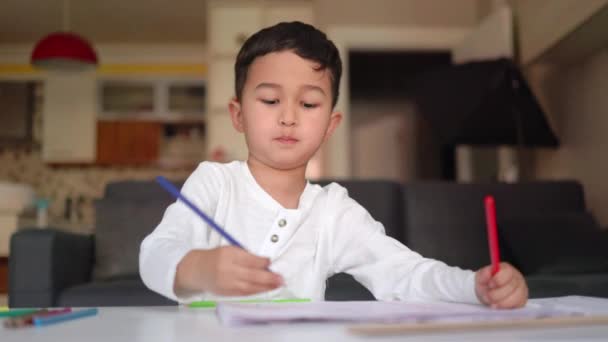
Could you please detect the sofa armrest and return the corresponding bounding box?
[9,228,94,308]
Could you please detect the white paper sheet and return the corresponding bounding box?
[216,297,592,326]
[529,296,608,315]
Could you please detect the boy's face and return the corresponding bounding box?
[229,50,342,171]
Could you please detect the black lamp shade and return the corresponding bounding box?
[414,58,559,147]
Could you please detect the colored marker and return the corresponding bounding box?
[33,308,98,327]
[156,176,244,248]
[0,308,39,318]
[3,308,72,328]
[484,195,501,275]
[188,298,311,308]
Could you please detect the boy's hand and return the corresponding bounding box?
[475,262,528,309]
[174,246,283,296]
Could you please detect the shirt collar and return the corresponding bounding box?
[240,160,315,212]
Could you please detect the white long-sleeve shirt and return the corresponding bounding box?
[139,161,479,304]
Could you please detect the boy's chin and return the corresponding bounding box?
[261,156,309,171]
[249,149,317,172]
[271,160,308,171]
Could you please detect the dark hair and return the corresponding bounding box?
[234,21,342,107]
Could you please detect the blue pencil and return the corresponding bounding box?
[33,308,98,327]
[155,176,245,249]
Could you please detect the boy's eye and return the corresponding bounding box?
[260,99,279,105]
[302,102,319,109]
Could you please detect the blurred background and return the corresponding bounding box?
[0,0,607,304]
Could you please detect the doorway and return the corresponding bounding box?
[349,50,453,183]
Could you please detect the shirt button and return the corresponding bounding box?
[271,234,279,243]
[278,219,287,227]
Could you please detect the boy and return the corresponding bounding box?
[140,22,528,308]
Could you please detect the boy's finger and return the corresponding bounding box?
[475,266,492,289]
[494,283,527,309]
[487,278,517,303]
[491,264,514,288]
[476,266,493,285]
[237,267,283,288]
[234,251,271,269]
[225,281,278,296]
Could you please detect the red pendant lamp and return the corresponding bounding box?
[31,0,98,70]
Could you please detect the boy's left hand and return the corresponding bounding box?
[475,262,528,309]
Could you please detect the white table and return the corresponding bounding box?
[2,305,608,342]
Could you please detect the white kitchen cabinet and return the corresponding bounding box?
[98,78,206,121]
[209,5,263,56]
[42,71,97,163]
[208,58,236,111]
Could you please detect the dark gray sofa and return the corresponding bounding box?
[9,179,608,307]
[402,182,608,299]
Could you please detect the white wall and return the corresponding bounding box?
[315,0,481,28]
[350,99,416,183]
[508,0,608,65]
[529,47,608,226]
[316,0,486,178]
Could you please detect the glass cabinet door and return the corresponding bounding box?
[168,83,206,116]
[100,81,155,115]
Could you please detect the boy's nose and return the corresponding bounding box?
[280,118,296,126]
[279,108,297,127]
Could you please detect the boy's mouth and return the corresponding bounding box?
[275,136,299,144]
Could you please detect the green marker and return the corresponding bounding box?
[188,298,311,308]
[0,308,40,318]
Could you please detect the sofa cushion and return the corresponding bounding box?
[402,181,586,271]
[499,212,608,275]
[325,273,375,301]
[404,181,585,226]
[526,273,608,298]
[525,274,585,298]
[104,180,184,201]
[93,198,173,280]
[58,276,176,306]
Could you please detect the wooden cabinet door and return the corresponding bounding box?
[96,121,161,164]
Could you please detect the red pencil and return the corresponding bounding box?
[484,195,501,276]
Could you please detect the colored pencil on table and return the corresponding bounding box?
[3,308,72,328]
[0,308,40,318]
[33,308,98,327]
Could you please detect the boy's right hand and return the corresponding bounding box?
[174,246,284,296]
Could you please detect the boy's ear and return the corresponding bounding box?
[323,111,343,142]
[228,97,244,133]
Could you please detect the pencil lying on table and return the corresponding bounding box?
[3,308,72,328]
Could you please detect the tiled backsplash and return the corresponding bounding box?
[0,146,194,234]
